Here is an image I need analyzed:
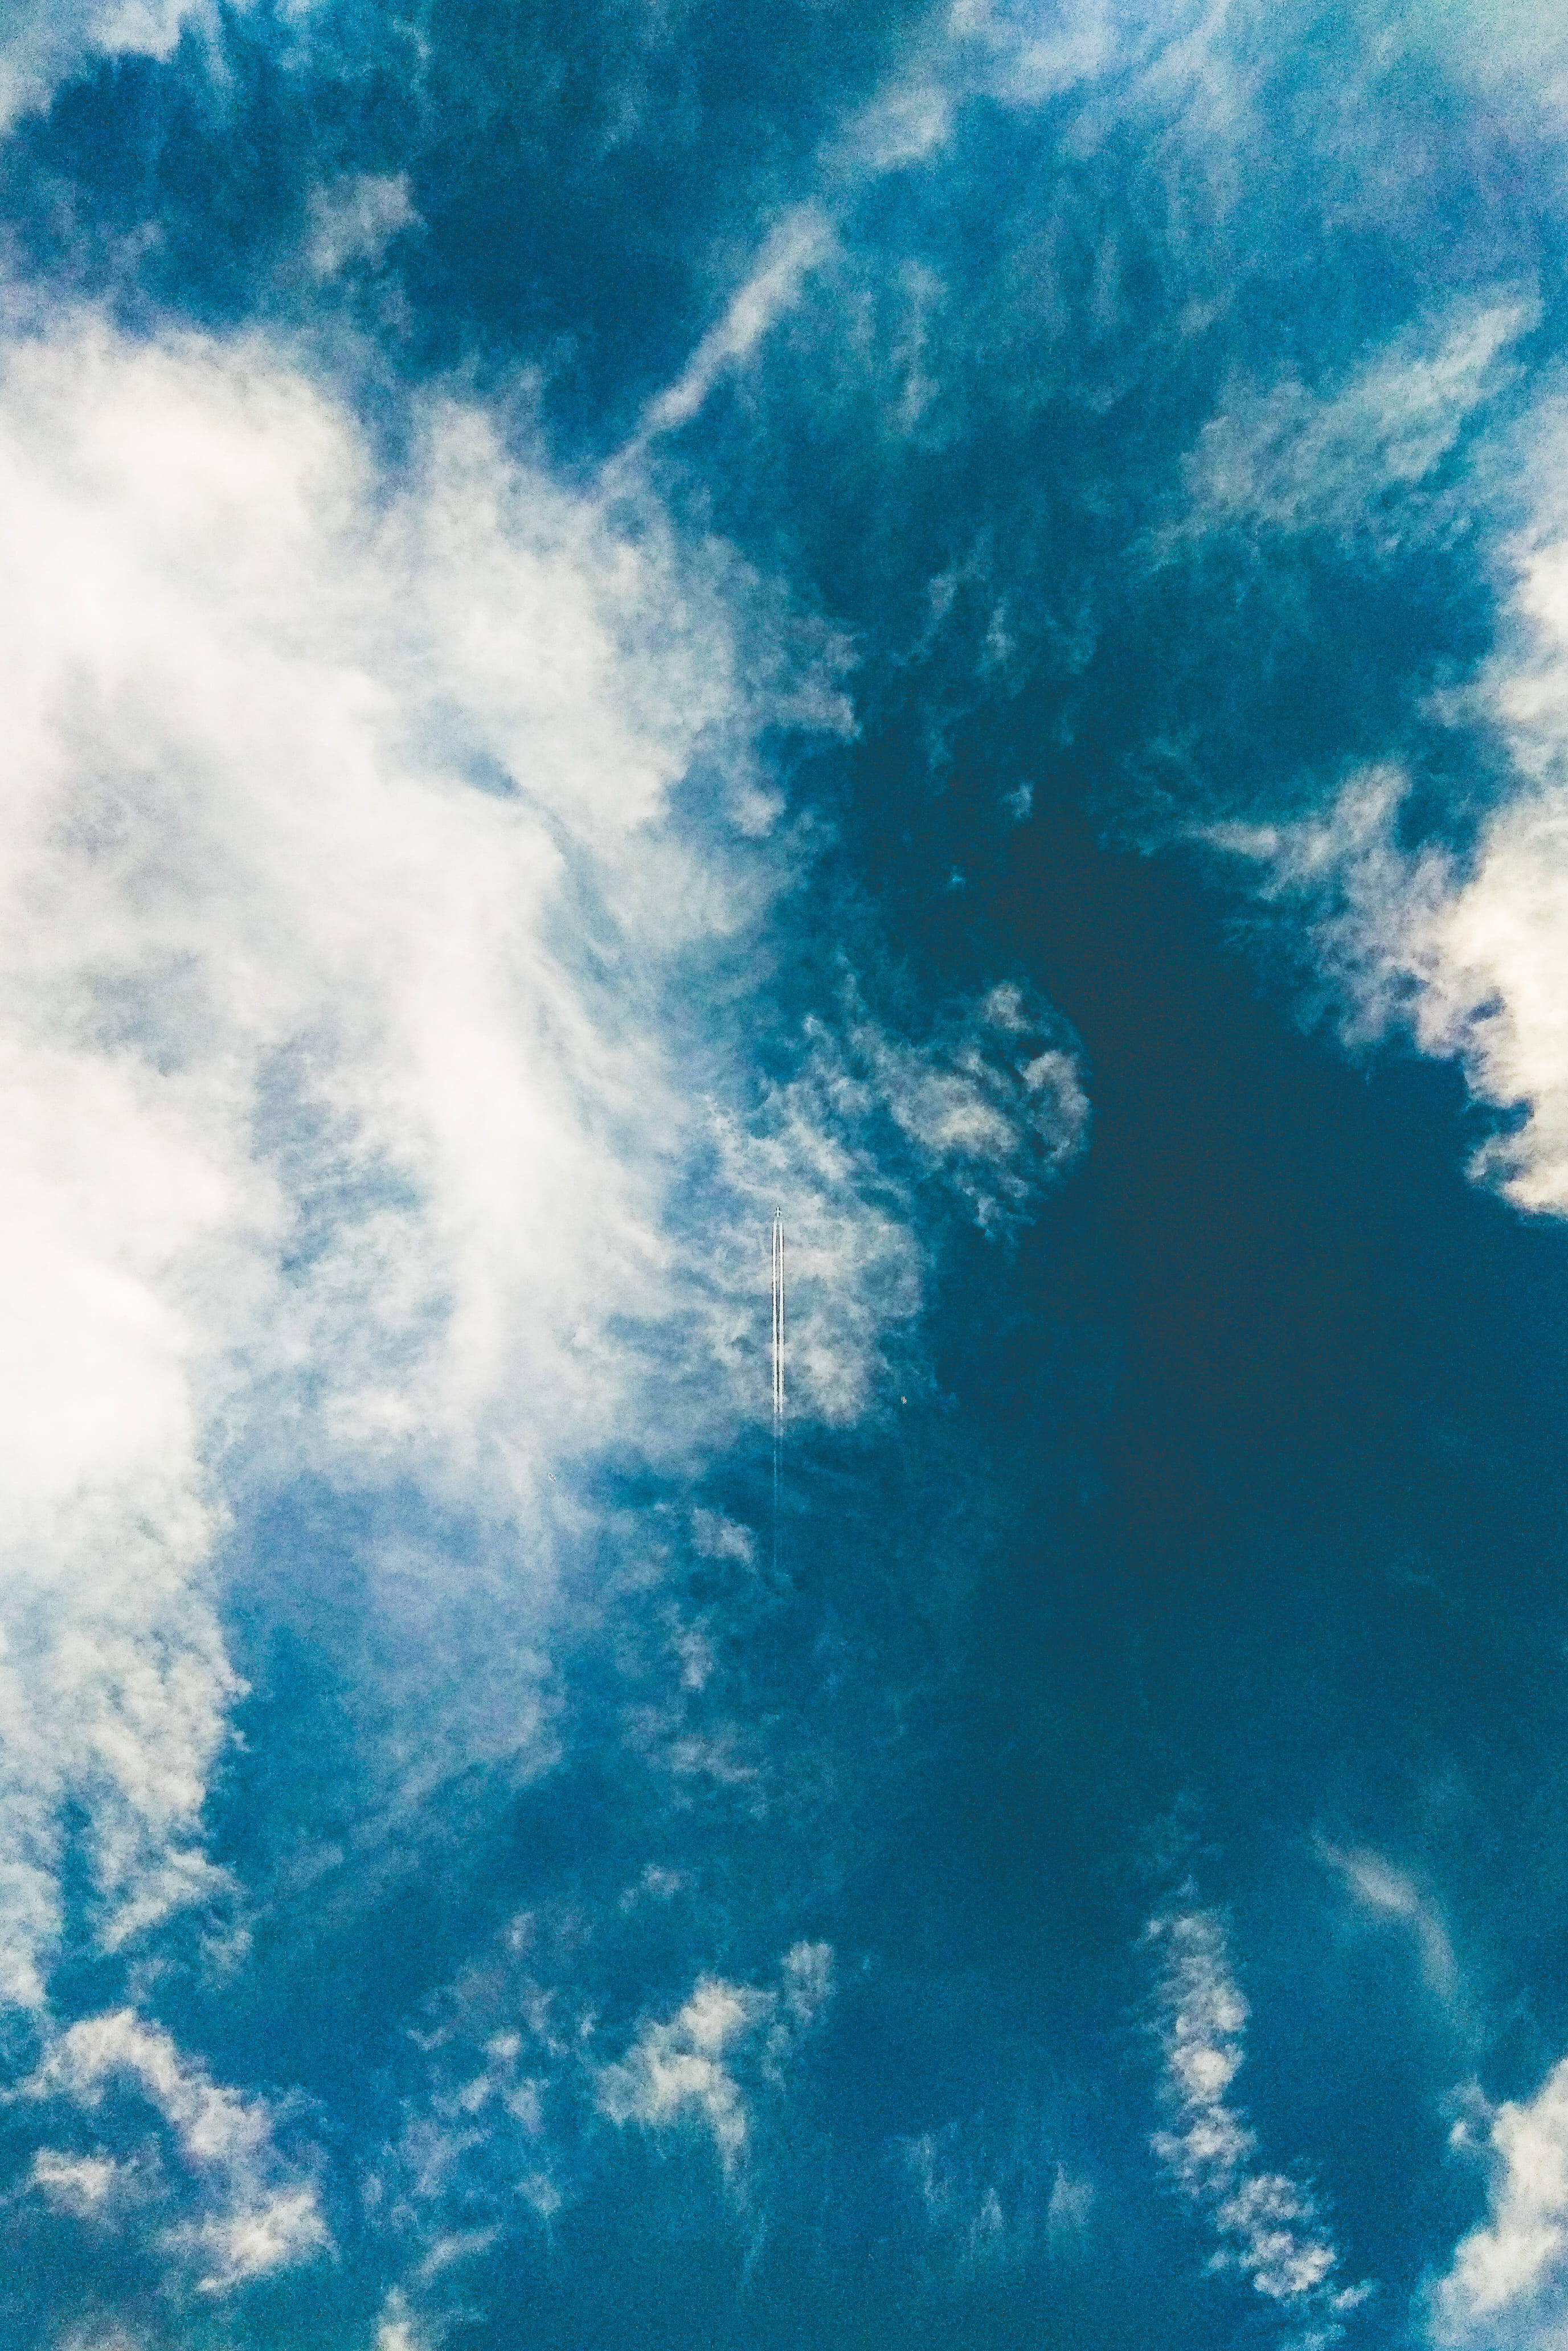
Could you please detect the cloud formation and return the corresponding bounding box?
[1147,1902,1369,2347]
[1428,2058,1568,2349]
[1178,297,1527,551]
[0,299,1087,2318]
[0,0,216,131]
[595,1940,834,2181]
[0,310,762,2010]
[22,2007,328,2295]
[1188,357,1568,1223]
[1317,1841,1462,2015]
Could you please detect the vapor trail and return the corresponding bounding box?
[772,1213,785,1428]
[772,1213,785,1568]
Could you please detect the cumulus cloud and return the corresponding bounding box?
[1147,1902,1370,2346]
[1428,2059,1568,2349]
[22,2008,329,2293]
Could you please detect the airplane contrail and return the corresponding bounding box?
[771,1213,785,1571]
[771,1211,785,1431]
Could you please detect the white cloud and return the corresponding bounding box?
[595,1974,768,2171]
[847,981,1089,1231]
[29,2147,126,2215]
[1410,0,1568,137]
[25,2007,329,2292]
[1147,1902,1370,2346]
[0,315,726,2002]
[1049,2164,1095,2233]
[680,982,1085,1435]
[1317,1840,1461,2012]
[948,0,1117,108]
[631,205,836,449]
[0,305,1081,2311]
[0,306,1038,2014]
[0,0,217,132]
[1207,748,1568,1221]
[1190,367,1568,1222]
[594,1940,834,2179]
[902,2119,1095,2276]
[306,174,420,278]
[1177,296,1527,548]
[375,2289,431,2350]
[1428,2059,1568,2349]
[53,2331,152,2351]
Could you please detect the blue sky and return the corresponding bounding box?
[5,2,1568,2346]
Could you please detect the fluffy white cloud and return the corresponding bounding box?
[1428,2059,1568,2349]
[1208,753,1568,1222]
[1147,1902,1369,2346]
[0,316,732,2006]
[0,309,1084,2300]
[24,2007,329,2292]
[1192,364,1568,1224]
[0,309,889,2013]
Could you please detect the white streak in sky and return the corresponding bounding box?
[1147,1901,1371,2348]
[772,1213,786,1431]
[625,206,834,455]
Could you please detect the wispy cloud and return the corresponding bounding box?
[1176,297,1529,550]
[1317,1840,1462,2015]
[595,1940,834,2182]
[1180,313,1568,1226]
[0,0,219,130]
[22,2008,329,2294]
[1146,1901,1371,2347]
[901,2113,1095,2278]
[628,205,837,450]
[0,312,751,2006]
[0,301,1085,2315]
[1206,740,1568,1220]
[305,174,420,278]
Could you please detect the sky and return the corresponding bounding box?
[8,1,1568,2345]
